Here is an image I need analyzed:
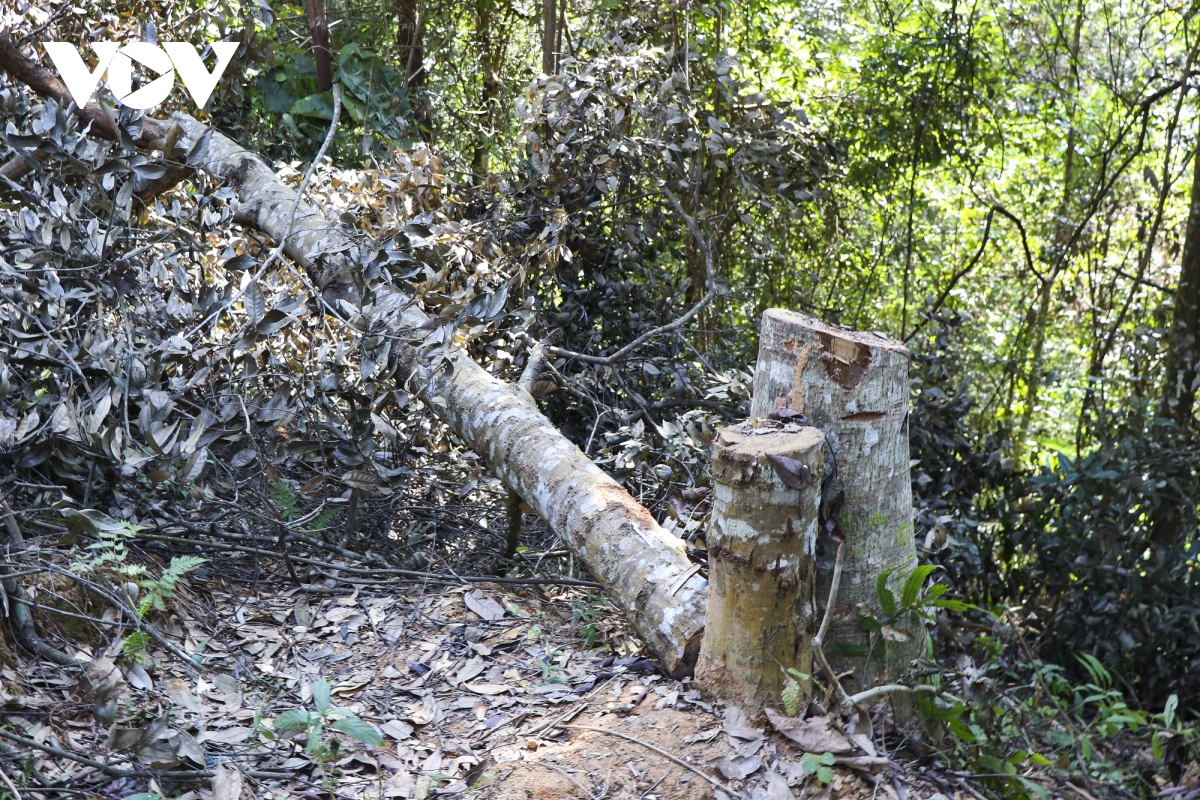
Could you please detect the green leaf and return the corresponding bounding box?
[931,598,974,612]
[901,564,937,608]
[947,719,975,742]
[269,478,301,520]
[290,92,335,121]
[312,678,331,714]
[1152,731,1163,762]
[816,766,834,784]
[781,679,802,717]
[818,752,836,766]
[331,715,384,746]
[1164,693,1179,727]
[273,708,311,733]
[856,611,882,633]
[1017,777,1050,799]
[1075,653,1111,689]
[876,570,896,617]
[306,508,340,536]
[305,717,325,753]
[833,642,871,657]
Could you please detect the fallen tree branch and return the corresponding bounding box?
[1,501,76,667]
[0,39,708,676]
[39,565,200,672]
[500,332,560,573]
[0,727,288,781]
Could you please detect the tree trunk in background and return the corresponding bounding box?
[307,0,333,93]
[1160,133,1200,428]
[1151,131,1200,546]
[697,425,824,713]
[395,0,431,139]
[541,0,558,74]
[750,310,922,692]
[1012,0,1085,459]
[471,0,504,182]
[168,113,709,678]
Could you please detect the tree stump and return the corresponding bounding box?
[750,309,922,691]
[696,424,825,712]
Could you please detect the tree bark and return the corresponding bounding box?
[696,425,824,712]
[395,0,431,138]
[307,0,334,93]
[1160,131,1200,428]
[750,309,922,691]
[471,0,505,182]
[541,0,558,75]
[168,113,708,677]
[1151,128,1200,547]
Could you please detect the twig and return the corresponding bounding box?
[523,700,586,736]
[0,761,21,800]
[563,725,733,794]
[639,768,671,800]
[812,540,852,709]
[541,762,597,799]
[548,186,716,365]
[844,684,937,709]
[0,727,287,781]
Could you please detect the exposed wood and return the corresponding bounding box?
[750,309,923,691]
[696,424,824,712]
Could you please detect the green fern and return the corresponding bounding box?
[306,507,340,537]
[138,555,207,617]
[121,630,152,664]
[80,522,147,578]
[269,478,301,521]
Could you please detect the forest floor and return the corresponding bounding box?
[0,572,1007,800]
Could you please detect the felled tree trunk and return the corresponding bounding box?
[750,309,922,690]
[0,32,709,674]
[169,115,708,678]
[696,425,824,712]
